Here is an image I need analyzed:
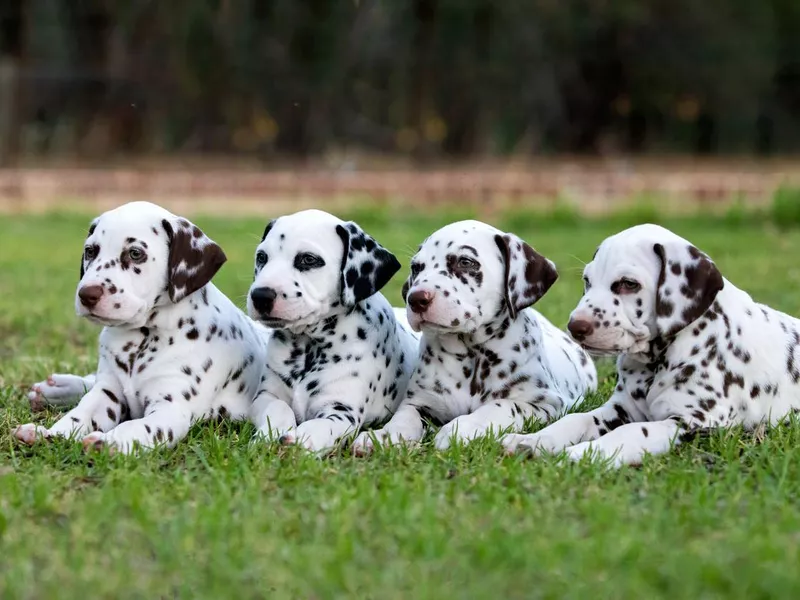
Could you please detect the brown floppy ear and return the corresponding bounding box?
[79,218,99,280]
[653,242,724,337]
[161,218,227,303]
[494,233,558,318]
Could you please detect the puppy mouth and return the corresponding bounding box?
[410,315,476,335]
[81,313,132,327]
[254,315,289,328]
[578,330,650,356]
[579,343,622,357]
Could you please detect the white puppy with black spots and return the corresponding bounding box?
[503,223,800,467]
[352,220,597,454]
[246,210,420,455]
[15,201,271,453]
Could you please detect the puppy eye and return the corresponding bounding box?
[294,252,325,271]
[128,247,146,263]
[84,245,98,261]
[410,263,423,276]
[612,278,641,294]
[457,256,479,270]
[583,276,592,290]
[255,251,268,268]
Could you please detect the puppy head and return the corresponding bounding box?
[402,221,557,334]
[247,209,400,332]
[568,224,723,355]
[76,202,226,328]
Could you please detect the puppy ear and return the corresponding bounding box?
[401,276,411,302]
[336,221,401,306]
[261,218,277,242]
[653,242,724,337]
[494,233,558,318]
[79,219,99,280]
[161,218,227,303]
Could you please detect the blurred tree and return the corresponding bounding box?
[4,0,800,160]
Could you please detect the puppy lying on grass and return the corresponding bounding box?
[15,201,271,453]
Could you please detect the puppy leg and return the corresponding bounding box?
[28,373,97,411]
[434,400,549,450]
[250,390,297,443]
[14,380,124,445]
[82,401,193,454]
[501,397,640,456]
[564,419,685,467]
[352,404,425,456]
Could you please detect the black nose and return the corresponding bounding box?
[407,289,434,314]
[567,318,594,341]
[250,286,278,315]
[78,285,104,308]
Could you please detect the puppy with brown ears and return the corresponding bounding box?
[504,223,800,467]
[14,201,271,453]
[352,220,597,453]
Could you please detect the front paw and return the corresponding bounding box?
[280,421,337,455]
[501,432,541,457]
[82,432,112,453]
[434,417,485,450]
[13,423,50,445]
[351,430,380,457]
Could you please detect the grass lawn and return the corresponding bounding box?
[3,205,800,598]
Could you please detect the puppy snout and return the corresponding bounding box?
[407,289,434,314]
[78,285,104,308]
[250,286,278,315]
[567,318,594,341]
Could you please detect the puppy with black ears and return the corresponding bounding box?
[352,220,597,454]
[247,209,421,454]
[15,201,271,453]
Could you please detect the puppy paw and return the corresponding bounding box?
[82,432,108,453]
[13,423,50,445]
[27,374,87,411]
[351,430,386,457]
[500,433,535,456]
[433,417,485,450]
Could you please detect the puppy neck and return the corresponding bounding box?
[142,283,221,331]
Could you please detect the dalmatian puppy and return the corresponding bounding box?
[503,223,800,467]
[246,209,420,454]
[14,201,271,453]
[351,220,597,454]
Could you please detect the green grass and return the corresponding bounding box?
[4,206,800,598]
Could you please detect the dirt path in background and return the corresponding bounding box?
[2,158,798,217]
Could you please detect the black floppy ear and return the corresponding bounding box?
[336,221,401,306]
[494,233,558,319]
[401,276,412,302]
[80,218,99,280]
[161,218,227,303]
[261,218,277,242]
[653,242,724,337]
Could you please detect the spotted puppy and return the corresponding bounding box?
[14,201,270,453]
[503,223,800,467]
[247,209,420,454]
[351,220,597,453]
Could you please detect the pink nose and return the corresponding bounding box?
[407,290,434,314]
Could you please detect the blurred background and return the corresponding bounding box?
[1,0,800,212]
